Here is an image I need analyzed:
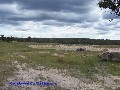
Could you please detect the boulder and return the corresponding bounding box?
[76,48,86,52]
[101,51,120,61]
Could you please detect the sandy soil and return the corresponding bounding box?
[1,61,120,90]
[29,44,120,52]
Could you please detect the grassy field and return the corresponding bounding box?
[0,42,120,89]
[93,45,120,48]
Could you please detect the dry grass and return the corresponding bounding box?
[0,42,120,89]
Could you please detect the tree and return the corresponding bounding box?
[1,35,5,41]
[6,37,11,43]
[98,0,120,20]
[26,36,31,42]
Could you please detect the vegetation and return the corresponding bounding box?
[0,41,120,90]
[0,42,120,80]
[0,35,120,45]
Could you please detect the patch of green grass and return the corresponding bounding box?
[18,49,101,79]
[107,62,120,76]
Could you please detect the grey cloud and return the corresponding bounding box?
[15,29,30,31]
[80,23,93,28]
[8,10,98,25]
[0,0,92,13]
[97,30,109,35]
[17,0,92,13]
[94,26,109,31]
[0,0,98,26]
[0,0,13,4]
[94,21,120,35]
[102,12,120,19]
[7,12,81,23]
[0,18,20,25]
[42,20,74,26]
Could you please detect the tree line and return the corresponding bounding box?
[0,35,120,45]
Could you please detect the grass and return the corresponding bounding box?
[93,45,120,48]
[0,42,120,87]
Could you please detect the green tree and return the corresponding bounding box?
[1,35,5,41]
[26,36,31,42]
[98,0,120,20]
[6,37,11,43]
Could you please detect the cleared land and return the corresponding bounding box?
[29,44,120,52]
[0,42,120,90]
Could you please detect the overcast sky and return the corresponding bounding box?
[0,0,120,40]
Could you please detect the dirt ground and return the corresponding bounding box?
[1,60,119,90]
[29,44,120,52]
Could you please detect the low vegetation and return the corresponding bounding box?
[0,42,120,89]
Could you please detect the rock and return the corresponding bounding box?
[53,53,59,56]
[101,52,111,61]
[102,48,109,52]
[101,51,120,61]
[76,48,86,52]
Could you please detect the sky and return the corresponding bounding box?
[0,0,120,40]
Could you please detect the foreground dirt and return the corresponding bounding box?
[1,61,120,90]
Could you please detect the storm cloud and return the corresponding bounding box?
[0,0,97,25]
[0,0,120,40]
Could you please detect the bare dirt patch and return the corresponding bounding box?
[29,44,120,52]
[2,61,119,90]
[95,74,120,89]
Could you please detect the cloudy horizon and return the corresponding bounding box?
[0,0,120,40]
